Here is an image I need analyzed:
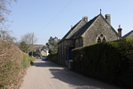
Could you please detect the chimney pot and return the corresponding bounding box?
[118,25,122,38]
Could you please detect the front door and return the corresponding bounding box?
[69,47,74,60]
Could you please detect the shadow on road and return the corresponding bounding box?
[49,68,120,89]
[33,59,120,89]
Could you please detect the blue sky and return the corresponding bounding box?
[8,0,133,45]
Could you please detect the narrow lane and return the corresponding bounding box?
[19,59,120,89]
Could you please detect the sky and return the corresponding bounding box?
[7,0,133,45]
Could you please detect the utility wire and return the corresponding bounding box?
[44,0,73,28]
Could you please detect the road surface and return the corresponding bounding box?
[19,59,120,89]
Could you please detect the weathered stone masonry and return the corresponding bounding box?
[58,13,119,66]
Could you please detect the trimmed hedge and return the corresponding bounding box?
[72,37,133,88]
[0,39,35,89]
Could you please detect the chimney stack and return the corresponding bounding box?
[118,25,122,38]
[105,14,111,24]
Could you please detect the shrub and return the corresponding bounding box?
[22,53,35,68]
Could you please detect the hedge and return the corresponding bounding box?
[0,39,35,89]
[72,37,133,88]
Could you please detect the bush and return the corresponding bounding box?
[22,53,35,68]
[72,37,133,88]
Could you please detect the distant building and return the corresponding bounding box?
[58,11,121,66]
[36,48,49,58]
[41,49,49,56]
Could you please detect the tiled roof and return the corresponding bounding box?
[61,20,82,41]
[70,15,99,39]
[123,30,133,38]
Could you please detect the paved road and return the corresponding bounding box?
[19,59,120,89]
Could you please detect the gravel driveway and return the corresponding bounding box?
[19,59,121,89]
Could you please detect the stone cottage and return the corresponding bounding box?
[58,12,121,66]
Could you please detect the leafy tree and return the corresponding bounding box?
[46,36,60,54]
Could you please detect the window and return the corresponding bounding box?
[100,34,103,37]
[97,34,106,43]
[97,37,101,43]
[102,37,106,42]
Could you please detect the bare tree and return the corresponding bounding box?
[0,0,17,43]
[21,33,37,45]
[19,33,37,54]
[0,0,16,23]
[0,28,16,43]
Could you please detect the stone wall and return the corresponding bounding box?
[83,15,118,46]
[75,37,83,48]
[58,40,74,66]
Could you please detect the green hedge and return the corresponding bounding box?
[0,40,35,89]
[72,37,133,88]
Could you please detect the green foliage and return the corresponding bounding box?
[47,52,57,59]
[21,53,35,68]
[46,36,60,53]
[72,37,133,88]
[19,41,30,53]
